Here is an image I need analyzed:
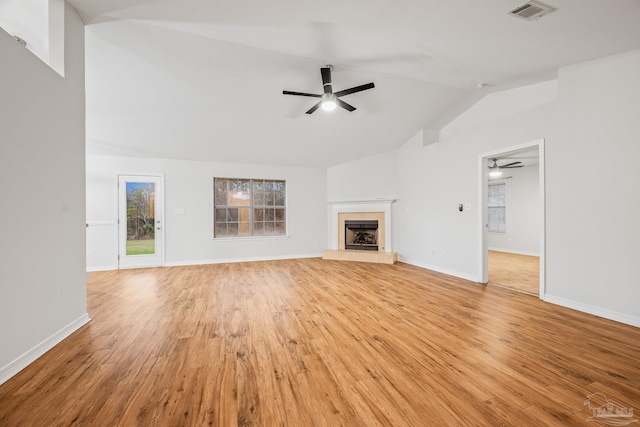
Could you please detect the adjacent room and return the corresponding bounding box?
[2,0,640,425]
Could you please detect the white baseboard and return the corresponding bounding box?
[488,248,540,257]
[164,253,323,268]
[87,265,117,272]
[398,256,481,283]
[0,313,91,386]
[543,294,640,328]
[86,254,324,271]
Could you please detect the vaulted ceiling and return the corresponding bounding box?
[69,0,640,167]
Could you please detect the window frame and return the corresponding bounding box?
[487,182,506,233]
[213,177,287,239]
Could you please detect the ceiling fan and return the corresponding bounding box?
[488,158,523,177]
[283,65,375,114]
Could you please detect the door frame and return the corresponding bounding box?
[116,173,165,269]
[478,139,545,298]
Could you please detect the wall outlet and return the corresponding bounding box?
[188,246,194,252]
[86,250,93,258]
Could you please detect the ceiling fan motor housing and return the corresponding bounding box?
[283,66,375,114]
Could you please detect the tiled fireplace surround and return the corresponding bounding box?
[322,200,397,264]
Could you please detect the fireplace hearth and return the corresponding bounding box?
[345,220,378,251]
[322,201,397,264]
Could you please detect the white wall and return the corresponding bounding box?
[330,49,640,326]
[441,80,558,141]
[487,165,540,256]
[327,102,550,282]
[395,102,554,282]
[86,155,327,270]
[327,150,398,202]
[0,3,87,384]
[326,150,399,250]
[545,50,640,324]
[0,0,65,76]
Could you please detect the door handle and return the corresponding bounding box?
[156,227,162,230]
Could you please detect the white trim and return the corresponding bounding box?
[212,235,290,242]
[478,139,546,299]
[544,295,640,328]
[538,141,546,299]
[399,256,481,283]
[89,253,322,271]
[87,265,117,272]
[0,313,91,386]
[164,253,322,267]
[116,173,165,269]
[328,200,396,252]
[488,248,540,257]
[328,199,397,205]
[86,221,118,272]
[86,221,116,227]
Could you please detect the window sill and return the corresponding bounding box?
[213,235,290,242]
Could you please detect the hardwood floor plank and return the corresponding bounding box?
[488,250,539,295]
[1,259,638,426]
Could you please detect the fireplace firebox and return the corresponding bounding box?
[345,220,378,251]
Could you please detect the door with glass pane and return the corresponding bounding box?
[118,175,163,269]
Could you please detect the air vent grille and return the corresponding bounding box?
[508,1,556,21]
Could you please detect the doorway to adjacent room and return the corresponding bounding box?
[480,140,545,297]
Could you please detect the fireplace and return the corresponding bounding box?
[345,220,378,251]
[323,200,397,264]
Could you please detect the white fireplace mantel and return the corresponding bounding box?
[327,199,396,252]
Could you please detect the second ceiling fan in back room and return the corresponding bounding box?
[488,158,523,177]
[283,65,375,114]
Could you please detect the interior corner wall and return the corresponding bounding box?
[0,3,87,384]
[395,103,554,282]
[545,49,640,325]
[86,155,327,269]
[487,165,540,256]
[326,149,399,252]
[369,49,640,326]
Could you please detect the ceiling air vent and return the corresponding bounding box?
[508,1,557,21]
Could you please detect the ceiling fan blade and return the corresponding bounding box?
[503,164,524,168]
[337,98,356,112]
[283,90,322,98]
[321,67,333,94]
[500,162,522,168]
[334,82,375,97]
[501,161,522,168]
[305,101,322,114]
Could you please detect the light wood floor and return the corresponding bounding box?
[489,250,540,295]
[1,259,639,426]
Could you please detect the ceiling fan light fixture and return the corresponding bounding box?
[321,94,337,111]
[489,166,502,177]
[283,66,374,114]
[489,159,502,177]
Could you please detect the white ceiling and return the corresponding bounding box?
[70,0,640,167]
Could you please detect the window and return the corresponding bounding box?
[488,183,506,233]
[214,178,286,238]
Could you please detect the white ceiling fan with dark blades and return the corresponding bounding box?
[283,65,375,114]
[488,158,523,177]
